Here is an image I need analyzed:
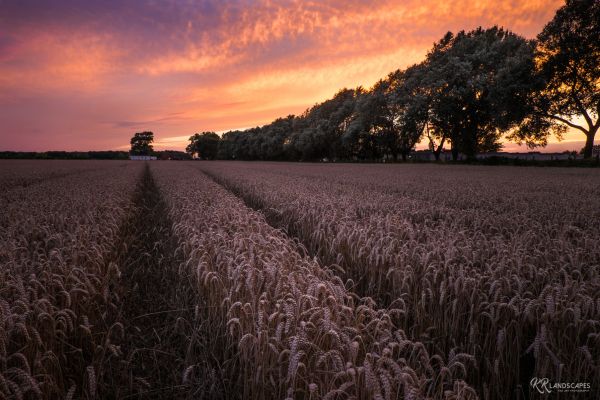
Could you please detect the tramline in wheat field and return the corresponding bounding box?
[1,0,599,398]
[0,160,598,399]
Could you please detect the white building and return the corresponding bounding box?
[129,155,157,160]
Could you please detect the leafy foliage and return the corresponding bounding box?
[129,131,154,156]
[512,0,600,158]
[187,131,220,159]
[421,27,538,159]
[183,5,596,161]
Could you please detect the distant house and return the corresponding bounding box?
[129,155,157,160]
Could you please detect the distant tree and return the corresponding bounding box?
[155,150,192,160]
[344,86,388,160]
[228,116,297,160]
[387,65,429,160]
[217,130,238,159]
[186,132,220,159]
[346,77,425,161]
[291,89,361,160]
[130,131,154,156]
[217,130,247,160]
[510,0,600,158]
[347,68,426,162]
[423,28,538,160]
[263,116,297,160]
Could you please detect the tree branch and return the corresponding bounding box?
[570,91,594,129]
[567,65,594,130]
[540,112,590,134]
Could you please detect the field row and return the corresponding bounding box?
[153,162,477,399]
[1,162,479,399]
[2,161,599,399]
[196,161,600,399]
[1,162,143,398]
[0,160,128,193]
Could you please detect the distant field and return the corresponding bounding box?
[1,160,599,399]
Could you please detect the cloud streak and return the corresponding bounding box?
[0,0,567,151]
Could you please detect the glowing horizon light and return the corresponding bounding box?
[1,0,582,153]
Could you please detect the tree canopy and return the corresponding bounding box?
[421,27,538,159]
[130,131,154,156]
[511,0,600,158]
[183,4,597,161]
[187,132,220,159]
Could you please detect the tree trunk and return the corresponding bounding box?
[583,127,597,159]
[433,137,445,161]
[451,145,459,161]
[463,126,478,161]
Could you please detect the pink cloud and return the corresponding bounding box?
[0,0,569,151]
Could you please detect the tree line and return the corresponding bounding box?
[0,150,190,160]
[0,151,131,160]
[187,0,598,161]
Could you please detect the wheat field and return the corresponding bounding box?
[1,160,598,399]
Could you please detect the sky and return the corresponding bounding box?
[0,0,586,153]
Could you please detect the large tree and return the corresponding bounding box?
[388,65,430,160]
[345,68,427,161]
[423,27,538,159]
[511,0,599,158]
[186,132,220,159]
[343,85,388,160]
[258,116,296,160]
[290,88,360,160]
[130,131,154,156]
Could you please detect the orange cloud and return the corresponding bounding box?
[0,0,570,151]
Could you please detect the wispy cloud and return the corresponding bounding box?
[0,0,564,151]
[108,112,191,129]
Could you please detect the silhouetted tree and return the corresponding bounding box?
[423,27,537,159]
[218,130,243,159]
[187,132,220,159]
[130,131,154,156]
[387,66,429,160]
[256,116,296,160]
[511,0,599,158]
[184,8,594,163]
[346,74,435,162]
[155,150,192,160]
[288,89,360,160]
[344,85,388,160]
[215,118,294,161]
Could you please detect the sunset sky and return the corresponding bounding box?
[1,0,585,152]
